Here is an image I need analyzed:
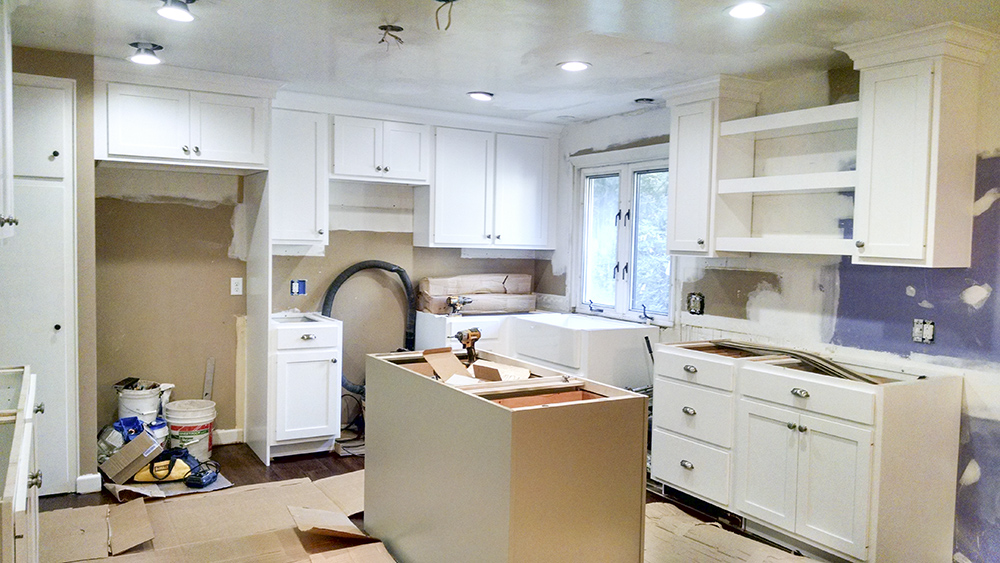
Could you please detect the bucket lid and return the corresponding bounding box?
[164,399,216,413]
[148,417,167,430]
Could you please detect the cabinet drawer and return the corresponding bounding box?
[276,323,342,350]
[653,378,734,448]
[651,430,730,506]
[655,347,735,391]
[740,364,876,425]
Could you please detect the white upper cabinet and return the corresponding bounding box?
[429,127,494,246]
[12,78,71,180]
[331,116,430,184]
[0,2,12,240]
[104,83,268,167]
[839,23,997,267]
[494,133,550,247]
[667,100,715,254]
[269,108,329,249]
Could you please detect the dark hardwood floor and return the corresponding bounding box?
[39,443,366,512]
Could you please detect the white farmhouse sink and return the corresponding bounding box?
[510,313,659,389]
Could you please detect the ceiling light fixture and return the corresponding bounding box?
[559,61,591,72]
[467,91,493,102]
[634,98,657,104]
[158,0,195,22]
[129,42,163,65]
[728,2,767,19]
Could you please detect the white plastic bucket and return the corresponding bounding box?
[164,399,217,461]
[118,384,162,424]
[147,417,169,448]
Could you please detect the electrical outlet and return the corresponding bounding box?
[912,319,935,344]
[230,277,243,296]
[290,279,306,296]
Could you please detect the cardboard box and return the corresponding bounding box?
[99,431,163,485]
[38,499,154,562]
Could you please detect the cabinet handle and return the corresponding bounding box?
[54,324,62,331]
[193,146,201,155]
[697,238,705,245]
[318,229,325,235]
[331,358,338,363]
[34,402,44,414]
[495,234,501,240]
[790,387,810,398]
[855,240,865,248]
[28,471,42,489]
[51,150,60,158]
[383,166,389,172]
[787,422,797,430]
[682,406,696,416]
[375,166,383,172]
[682,364,698,374]
[798,425,808,433]
[679,460,694,470]
[182,145,190,154]
[300,334,318,340]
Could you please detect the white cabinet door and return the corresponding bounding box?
[12,81,69,179]
[189,91,267,165]
[735,399,798,532]
[332,116,381,178]
[0,3,12,240]
[795,414,872,560]
[494,133,550,247]
[382,121,430,183]
[853,59,934,261]
[275,349,341,441]
[433,127,494,246]
[106,83,189,160]
[270,109,329,246]
[668,100,714,254]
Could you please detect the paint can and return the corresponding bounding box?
[164,399,217,461]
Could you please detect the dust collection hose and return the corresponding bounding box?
[320,260,417,397]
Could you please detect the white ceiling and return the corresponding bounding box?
[9,0,1000,123]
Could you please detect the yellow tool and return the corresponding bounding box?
[446,295,473,315]
[454,328,482,363]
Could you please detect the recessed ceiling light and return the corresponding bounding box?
[634,98,658,105]
[558,61,591,72]
[728,2,767,18]
[158,0,195,22]
[467,91,494,101]
[129,42,163,65]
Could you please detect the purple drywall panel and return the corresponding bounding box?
[832,156,1000,362]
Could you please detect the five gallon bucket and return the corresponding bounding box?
[164,399,217,461]
[118,381,174,424]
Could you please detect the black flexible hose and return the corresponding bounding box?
[320,260,416,352]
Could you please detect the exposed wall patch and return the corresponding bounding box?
[679,268,782,320]
[973,187,1000,217]
[961,283,993,310]
[918,300,935,309]
[905,285,917,297]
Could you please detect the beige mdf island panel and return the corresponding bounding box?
[364,350,647,563]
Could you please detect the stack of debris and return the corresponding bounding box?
[417,273,535,315]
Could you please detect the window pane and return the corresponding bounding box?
[584,174,619,306]
[631,169,670,314]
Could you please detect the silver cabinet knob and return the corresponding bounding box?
[682,406,696,416]
[798,425,808,433]
[383,166,389,172]
[790,387,810,398]
[683,364,698,374]
[855,240,865,248]
[496,234,501,240]
[28,471,42,489]
[331,358,338,363]
[375,165,383,172]
[300,334,317,340]
[193,146,200,155]
[697,238,705,245]
[182,146,190,153]
[318,229,325,235]
[486,234,492,239]
[34,402,44,414]
[787,422,797,430]
[679,460,694,470]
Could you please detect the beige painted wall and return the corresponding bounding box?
[273,231,539,393]
[12,48,97,475]
[95,198,245,429]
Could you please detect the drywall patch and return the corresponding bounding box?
[680,269,782,319]
[918,300,935,309]
[955,415,1000,563]
[96,167,239,208]
[906,285,917,297]
[973,187,1000,217]
[961,283,993,310]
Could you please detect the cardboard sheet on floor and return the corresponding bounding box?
[314,471,365,516]
[309,543,396,562]
[288,506,372,541]
[104,472,233,501]
[39,498,154,562]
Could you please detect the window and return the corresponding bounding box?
[579,159,670,324]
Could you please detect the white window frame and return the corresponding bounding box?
[570,144,672,326]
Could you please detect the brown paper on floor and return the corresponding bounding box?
[314,471,365,516]
[644,503,810,563]
[309,543,396,562]
[39,499,154,562]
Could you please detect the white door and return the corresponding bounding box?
[735,399,798,532]
[106,83,189,160]
[668,100,714,253]
[853,59,934,261]
[269,109,329,245]
[275,349,341,441]
[494,133,550,247]
[332,116,382,178]
[11,81,65,179]
[794,414,872,560]
[433,127,494,246]
[189,91,267,165]
[382,121,430,183]
[0,75,76,495]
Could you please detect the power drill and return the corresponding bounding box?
[453,328,482,363]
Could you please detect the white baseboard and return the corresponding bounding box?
[76,473,102,494]
[213,428,244,445]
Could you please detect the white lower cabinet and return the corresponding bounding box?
[0,367,39,563]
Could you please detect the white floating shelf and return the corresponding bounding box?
[720,101,859,139]
[715,236,855,256]
[718,171,857,195]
